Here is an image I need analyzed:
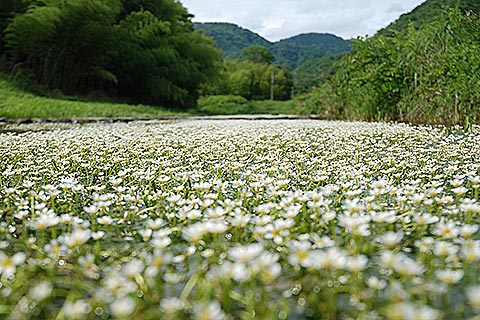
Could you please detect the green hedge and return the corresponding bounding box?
[197,95,253,115]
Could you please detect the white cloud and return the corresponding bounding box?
[181,0,426,41]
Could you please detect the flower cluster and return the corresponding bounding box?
[0,120,479,319]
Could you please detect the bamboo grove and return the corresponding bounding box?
[0,0,222,107]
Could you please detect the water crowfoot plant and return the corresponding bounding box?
[0,120,479,319]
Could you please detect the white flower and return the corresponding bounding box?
[205,221,228,234]
[388,302,441,320]
[62,300,91,320]
[193,301,227,320]
[309,247,346,271]
[229,243,264,264]
[460,224,478,238]
[434,220,459,239]
[433,241,458,258]
[28,281,53,301]
[110,297,136,318]
[92,231,105,240]
[182,223,207,243]
[83,205,99,215]
[146,218,164,230]
[344,198,364,214]
[378,231,404,247]
[367,277,386,291]
[461,243,480,262]
[138,228,153,241]
[338,214,371,236]
[346,255,369,273]
[311,235,335,249]
[160,297,185,314]
[123,259,144,278]
[381,251,424,277]
[467,286,480,310]
[103,271,138,297]
[66,229,91,248]
[380,251,398,269]
[435,269,463,285]
[0,251,26,277]
[28,212,60,231]
[97,216,114,225]
[413,212,439,225]
[287,241,313,268]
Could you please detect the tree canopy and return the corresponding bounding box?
[1,0,222,107]
[242,46,275,64]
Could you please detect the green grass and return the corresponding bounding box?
[250,100,304,115]
[195,95,306,116]
[0,74,189,119]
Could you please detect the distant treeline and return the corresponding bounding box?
[0,0,221,107]
[201,46,294,101]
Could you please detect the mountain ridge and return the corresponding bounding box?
[194,22,352,68]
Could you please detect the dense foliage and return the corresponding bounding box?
[201,47,294,101]
[294,53,344,94]
[0,0,29,57]
[300,8,480,124]
[377,0,480,36]
[195,22,351,69]
[196,95,252,115]
[0,0,221,107]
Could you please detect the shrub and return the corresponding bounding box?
[197,95,252,115]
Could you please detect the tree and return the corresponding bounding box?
[5,0,121,92]
[0,0,30,56]
[110,1,221,106]
[202,59,292,101]
[242,45,275,64]
[3,0,222,107]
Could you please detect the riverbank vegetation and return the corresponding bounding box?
[0,74,187,119]
[298,9,480,124]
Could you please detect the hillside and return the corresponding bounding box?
[194,22,352,68]
[193,23,270,61]
[0,74,186,119]
[377,0,480,35]
[272,33,351,68]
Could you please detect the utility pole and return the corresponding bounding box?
[292,70,297,98]
[270,71,275,101]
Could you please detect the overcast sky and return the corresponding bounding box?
[181,0,427,41]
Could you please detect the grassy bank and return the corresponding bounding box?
[196,95,309,116]
[0,76,305,119]
[0,75,188,119]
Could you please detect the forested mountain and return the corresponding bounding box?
[377,0,480,35]
[194,22,352,68]
[193,23,270,60]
